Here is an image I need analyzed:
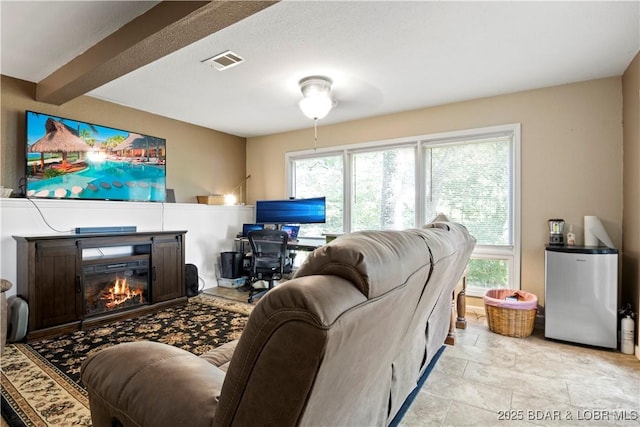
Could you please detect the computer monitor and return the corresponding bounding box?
[255,197,326,224]
[242,223,264,237]
[281,224,300,241]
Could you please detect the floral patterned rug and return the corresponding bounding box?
[0,294,252,427]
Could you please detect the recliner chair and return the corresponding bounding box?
[247,229,291,303]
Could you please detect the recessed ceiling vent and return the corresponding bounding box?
[201,50,244,71]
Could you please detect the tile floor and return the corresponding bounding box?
[207,287,639,427]
[2,289,636,427]
[402,312,639,426]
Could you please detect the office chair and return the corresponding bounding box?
[247,229,291,303]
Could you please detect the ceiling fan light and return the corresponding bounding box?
[299,94,333,120]
[298,76,334,120]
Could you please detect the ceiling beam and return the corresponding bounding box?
[36,0,278,105]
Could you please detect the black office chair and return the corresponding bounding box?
[247,229,291,303]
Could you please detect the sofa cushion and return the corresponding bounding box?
[417,221,476,263]
[200,339,237,372]
[293,230,432,299]
[81,341,225,427]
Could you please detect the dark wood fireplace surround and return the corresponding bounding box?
[13,230,187,341]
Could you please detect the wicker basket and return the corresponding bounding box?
[484,289,537,338]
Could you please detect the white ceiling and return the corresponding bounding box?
[2,1,639,138]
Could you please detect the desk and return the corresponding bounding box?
[286,240,323,252]
[235,237,322,254]
[235,237,323,272]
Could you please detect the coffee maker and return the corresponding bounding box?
[548,219,565,245]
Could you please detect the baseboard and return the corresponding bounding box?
[635,344,639,361]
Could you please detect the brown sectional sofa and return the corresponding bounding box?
[81,222,475,426]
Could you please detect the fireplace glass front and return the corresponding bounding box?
[83,259,149,317]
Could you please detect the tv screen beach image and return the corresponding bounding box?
[26,111,166,202]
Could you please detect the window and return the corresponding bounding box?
[423,135,518,295]
[424,138,511,246]
[352,147,415,231]
[286,124,520,294]
[290,154,343,237]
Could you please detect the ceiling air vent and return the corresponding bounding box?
[201,50,244,71]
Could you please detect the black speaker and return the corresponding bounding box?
[220,252,244,278]
[185,264,199,297]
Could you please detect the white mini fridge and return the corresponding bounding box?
[544,245,618,349]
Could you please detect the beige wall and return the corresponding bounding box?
[0,76,246,203]
[1,73,627,309]
[247,78,625,306]
[622,52,640,355]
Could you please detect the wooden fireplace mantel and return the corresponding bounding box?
[13,230,187,341]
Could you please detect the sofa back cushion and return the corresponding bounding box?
[293,229,432,299]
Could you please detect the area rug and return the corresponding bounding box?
[0,294,252,427]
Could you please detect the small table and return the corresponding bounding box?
[445,269,468,345]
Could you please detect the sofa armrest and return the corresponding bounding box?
[81,341,225,427]
[200,339,238,370]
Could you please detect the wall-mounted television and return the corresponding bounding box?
[25,110,166,202]
[255,197,326,224]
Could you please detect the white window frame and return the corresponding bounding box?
[285,124,521,293]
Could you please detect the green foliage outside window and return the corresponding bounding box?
[352,148,415,231]
[425,140,510,246]
[466,258,508,289]
[293,156,343,236]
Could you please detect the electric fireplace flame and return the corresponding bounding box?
[104,276,145,309]
[83,268,150,316]
[83,259,150,317]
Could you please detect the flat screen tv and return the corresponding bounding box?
[255,197,326,224]
[25,110,166,202]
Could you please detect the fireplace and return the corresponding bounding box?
[14,230,185,340]
[83,259,150,317]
